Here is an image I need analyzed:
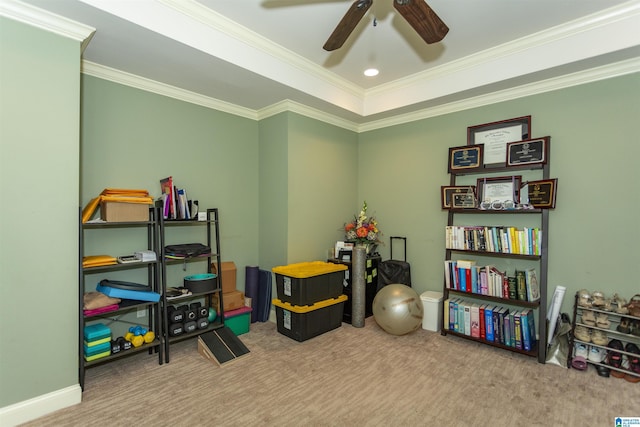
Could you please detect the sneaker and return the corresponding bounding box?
[588,345,606,363]
[574,342,589,359]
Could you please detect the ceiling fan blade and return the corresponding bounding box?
[393,0,449,44]
[323,0,373,51]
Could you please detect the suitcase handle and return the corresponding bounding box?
[389,236,407,261]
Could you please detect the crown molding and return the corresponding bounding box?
[159,0,364,100]
[257,100,360,132]
[82,61,258,120]
[0,0,95,50]
[368,1,640,98]
[82,57,639,134]
[358,57,640,133]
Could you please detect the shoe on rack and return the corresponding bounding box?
[591,290,606,308]
[574,325,591,342]
[617,318,631,334]
[596,364,611,378]
[581,310,596,326]
[577,289,592,307]
[607,339,625,378]
[591,329,608,346]
[588,345,606,363]
[574,342,589,359]
[612,293,629,315]
[624,343,640,383]
[595,312,611,329]
[631,320,640,337]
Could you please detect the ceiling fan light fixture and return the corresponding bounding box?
[364,67,379,77]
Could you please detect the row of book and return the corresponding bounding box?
[445,225,542,255]
[445,298,537,351]
[159,176,199,220]
[444,259,540,302]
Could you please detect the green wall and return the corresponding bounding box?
[359,73,640,309]
[80,75,261,287]
[0,18,81,406]
[2,11,639,422]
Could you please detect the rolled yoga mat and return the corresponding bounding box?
[257,269,272,322]
[245,266,260,323]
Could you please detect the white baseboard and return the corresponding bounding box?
[0,385,81,427]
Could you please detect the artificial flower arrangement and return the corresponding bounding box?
[344,201,382,248]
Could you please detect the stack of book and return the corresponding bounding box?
[159,176,199,220]
[444,259,540,302]
[444,299,537,351]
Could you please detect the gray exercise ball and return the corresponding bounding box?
[372,284,424,335]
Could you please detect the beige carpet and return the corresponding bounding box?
[22,318,639,426]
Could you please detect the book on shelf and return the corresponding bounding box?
[444,298,450,330]
[484,305,494,342]
[159,176,175,219]
[503,311,512,347]
[525,268,540,302]
[515,270,527,301]
[479,304,487,340]
[463,304,471,336]
[470,303,480,338]
[521,309,536,351]
[513,312,523,350]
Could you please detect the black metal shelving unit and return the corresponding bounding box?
[160,208,224,363]
[79,207,164,390]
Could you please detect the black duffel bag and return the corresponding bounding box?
[164,243,211,258]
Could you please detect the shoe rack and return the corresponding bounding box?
[568,292,640,381]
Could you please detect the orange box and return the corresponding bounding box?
[211,261,237,293]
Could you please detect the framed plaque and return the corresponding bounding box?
[507,136,549,166]
[452,193,477,209]
[441,186,476,209]
[467,116,531,167]
[521,178,557,208]
[476,175,522,209]
[448,144,483,173]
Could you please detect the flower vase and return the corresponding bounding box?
[352,245,366,328]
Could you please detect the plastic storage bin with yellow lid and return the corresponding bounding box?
[272,294,347,342]
[272,261,347,306]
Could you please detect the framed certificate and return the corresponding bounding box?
[467,116,531,167]
[448,144,483,173]
[507,137,549,166]
[521,178,557,208]
[476,175,522,209]
[441,186,476,209]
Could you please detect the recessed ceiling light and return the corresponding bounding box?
[364,68,379,77]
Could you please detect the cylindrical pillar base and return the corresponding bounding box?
[352,246,366,328]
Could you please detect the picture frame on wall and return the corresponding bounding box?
[441,186,476,209]
[506,136,549,167]
[476,175,522,210]
[448,144,483,173]
[467,116,531,167]
[521,178,558,208]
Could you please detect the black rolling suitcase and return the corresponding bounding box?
[377,236,411,291]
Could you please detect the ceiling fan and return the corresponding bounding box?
[323,0,449,51]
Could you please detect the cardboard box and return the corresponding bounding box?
[101,202,149,222]
[212,290,245,312]
[212,261,237,293]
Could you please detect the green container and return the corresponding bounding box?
[224,306,252,335]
